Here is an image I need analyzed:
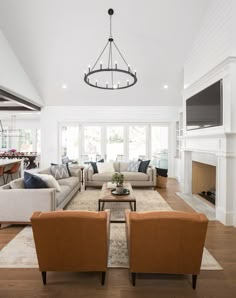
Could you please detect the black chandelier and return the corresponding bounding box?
[84,8,137,90]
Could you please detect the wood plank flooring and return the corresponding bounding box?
[0,178,236,298]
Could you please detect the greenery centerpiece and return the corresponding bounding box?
[111,173,124,194]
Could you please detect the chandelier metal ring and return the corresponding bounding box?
[84,8,137,90]
[84,69,137,90]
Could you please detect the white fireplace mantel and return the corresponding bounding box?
[181,57,236,227]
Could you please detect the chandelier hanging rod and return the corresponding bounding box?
[84,8,137,90]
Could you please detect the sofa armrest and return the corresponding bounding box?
[0,188,56,223]
[146,167,156,185]
[84,166,94,182]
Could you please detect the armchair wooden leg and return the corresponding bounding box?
[132,272,136,286]
[41,271,47,285]
[101,271,106,285]
[192,274,197,289]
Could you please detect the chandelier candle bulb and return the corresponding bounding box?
[128,65,130,72]
[106,82,108,88]
[88,65,91,72]
[134,70,137,76]
[118,82,120,88]
[95,80,98,86]
[115,62,117,69]
[127,80,130,86]
[100,62,103,69]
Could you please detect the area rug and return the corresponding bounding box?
[0,189,222,270]
[176,192,216,221]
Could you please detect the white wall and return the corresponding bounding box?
[0,30,43,107]
[40,106,179,176]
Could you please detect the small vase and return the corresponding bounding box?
[116,186,124,194]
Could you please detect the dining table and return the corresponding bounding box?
[0,154,38,169]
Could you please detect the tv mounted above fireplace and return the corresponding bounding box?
[186,80,223,131]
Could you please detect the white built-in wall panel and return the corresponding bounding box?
[184,0,233,87]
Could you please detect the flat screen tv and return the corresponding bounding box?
[186,80,223,131]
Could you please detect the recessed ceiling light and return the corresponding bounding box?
[163,85,168,89]
[62,84,67,89]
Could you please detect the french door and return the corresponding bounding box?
[59,123,169,168]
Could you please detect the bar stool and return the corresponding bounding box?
[4,162,21,184]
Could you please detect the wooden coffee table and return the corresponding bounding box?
[98,182,136,223]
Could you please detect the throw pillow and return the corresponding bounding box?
[156,167,168,177]
[97,162,115,173]
[51,164,70,180]
[90,159,104,174]
[138,160,150,173]
[10,178,25,189]
[127,161,141,172]
[51,162,71,177]
[24,172,48,189]
[34,173,61,192]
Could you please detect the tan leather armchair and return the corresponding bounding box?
[125,210,208,289]
[31,210,110,285]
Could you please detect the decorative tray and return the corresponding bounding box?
[111,188,130,196]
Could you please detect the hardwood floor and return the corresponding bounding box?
[0,178,236,298]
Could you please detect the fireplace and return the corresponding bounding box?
[192,161,216,205]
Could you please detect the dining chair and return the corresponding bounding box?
[0,166,5,185]
[4,161,21,183]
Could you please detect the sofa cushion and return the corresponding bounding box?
[138,160,150,173]
[92,173,114,181]
[10,178,25,189]
[34,174,61,192]
[113,162,120,172]
[127,161,141,172]
[121,171,149,181]
[51,162,72,177]
[97,162,115,173]
[55,185,71,206]
[119,162,129,172]
[38,168,51,175]
[58,176,79,189]
[90,159,104,174]
[24,172,48,189]
[51,164,70,180]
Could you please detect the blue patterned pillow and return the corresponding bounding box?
[24,172,48,189]
[127,161,141,172]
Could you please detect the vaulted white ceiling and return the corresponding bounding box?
[0,0,208,106]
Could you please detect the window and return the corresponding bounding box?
[129,126,146,160]
[61,126,79,160]
[106,126,124,161]
[83,126,101,161]
[151,126,168,169]
[59,123,169,166]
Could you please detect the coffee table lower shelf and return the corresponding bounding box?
[98,199,136,223]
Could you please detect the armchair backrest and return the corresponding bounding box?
[126,210,208,275]
[31,210,110,272]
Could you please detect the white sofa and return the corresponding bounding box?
[0,167,81,225]
[84,162,156,189]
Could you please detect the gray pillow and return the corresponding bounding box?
[51,164,70,180]
[127,161,141,172]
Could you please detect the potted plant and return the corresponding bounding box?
[111,173,124,194]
